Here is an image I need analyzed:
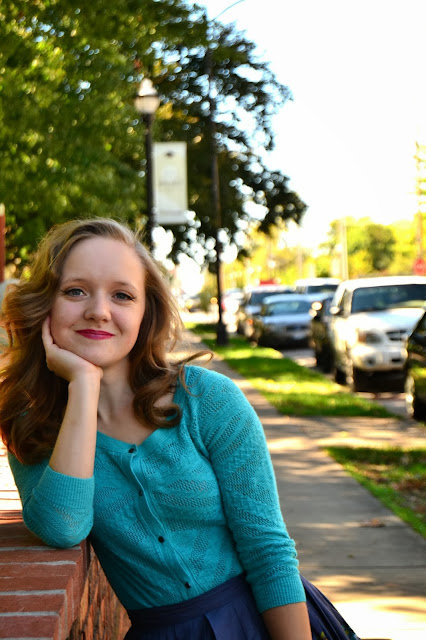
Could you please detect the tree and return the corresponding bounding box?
[0,1,306,273]
[322,217,396,277]
[154,14,307,267]
[1,0,197,269]
[363,223,395,272]
[388,219,419,275]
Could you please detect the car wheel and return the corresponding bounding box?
[351,366,366,393]
[314,348,323,368]
[405,373,426,421]
[323,358,333,374]
[333,364,346,385]
[321,348,333,374]
[346,360,367,393]
[257,334,269,347]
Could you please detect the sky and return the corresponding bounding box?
[199,0,426,248]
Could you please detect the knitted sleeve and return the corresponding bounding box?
[188,367,306,612]
[8,453,94,548]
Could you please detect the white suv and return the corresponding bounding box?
[329,275,426,391]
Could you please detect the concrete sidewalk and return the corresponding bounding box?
[180,331,426,640]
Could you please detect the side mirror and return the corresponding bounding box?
[330,305,342,316]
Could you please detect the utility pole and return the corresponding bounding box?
[205,47,228,346]
[415,141,426,260]
[203,0,247,345]
[339,217,349,280]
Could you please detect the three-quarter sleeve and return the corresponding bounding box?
[8,453,94,548]
[189,368,306,612]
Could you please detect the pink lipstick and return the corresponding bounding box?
[76,330,114,340]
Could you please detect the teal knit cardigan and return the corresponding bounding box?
[9,365,306,612]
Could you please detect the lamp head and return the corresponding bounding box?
[134,78,160,115]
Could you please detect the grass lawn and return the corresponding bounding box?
[327,447,426,538]
[186,322,426,538]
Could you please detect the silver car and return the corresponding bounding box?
[236,285,294,339]
[252,294,314,348]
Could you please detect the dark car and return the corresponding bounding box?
[251,294,313,348]
[236,285,294,339]
[308,294,334,372]
[405,310,426,421]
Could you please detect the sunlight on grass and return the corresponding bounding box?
[327,446,426,538]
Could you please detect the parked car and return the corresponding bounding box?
[308,294,334,372]
[251,293,313,348]
[329,275,426,392]
[222,288,244,315]
[236,285,294,339]
[294,277,340,296]
[404,310,426,421]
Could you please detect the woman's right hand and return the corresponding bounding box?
[42,317,102,383]
[43,316,101,479]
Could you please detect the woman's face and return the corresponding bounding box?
[50,236,146,375]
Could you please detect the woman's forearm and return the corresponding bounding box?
[49,375,100,478]
[262,601,311,640]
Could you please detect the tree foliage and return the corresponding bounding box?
[0,0,306,272]
[323,217,399,277]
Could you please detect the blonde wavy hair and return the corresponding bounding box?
[0,217,207,464]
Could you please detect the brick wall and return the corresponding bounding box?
[0,443,130,640]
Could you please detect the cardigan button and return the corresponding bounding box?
[158,536,165,543]
[128,447,136,453]
[184,582,191,589]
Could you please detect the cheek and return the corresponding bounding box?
[49,302,74,343]
[124,309,145,344]
[129,314,144,341]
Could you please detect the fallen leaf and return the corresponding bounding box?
[359,518,385,528]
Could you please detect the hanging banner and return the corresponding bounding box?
[153,142,188,224]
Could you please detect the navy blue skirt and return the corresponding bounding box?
[125,575,269,640]
[125,574,360,640]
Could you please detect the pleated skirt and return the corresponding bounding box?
[124,574,269,640]
[124,574,361,640]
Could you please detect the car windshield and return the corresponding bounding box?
[249,289,288,305]
[351,284,426,313]
[266,300,311,316]
[306,284,338,293]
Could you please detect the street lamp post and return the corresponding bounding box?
[134,78,160,253]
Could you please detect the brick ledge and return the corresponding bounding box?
[0,444,130,640]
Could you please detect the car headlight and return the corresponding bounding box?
[356,329,382,344]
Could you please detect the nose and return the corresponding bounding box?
[84,293,111,322]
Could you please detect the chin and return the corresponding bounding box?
[56,342,104,368]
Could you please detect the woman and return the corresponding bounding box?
[0,218,357,639]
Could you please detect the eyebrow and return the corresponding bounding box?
[60,277,140,290]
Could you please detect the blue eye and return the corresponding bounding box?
[115,292,134,301]
[63,288,84,297]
